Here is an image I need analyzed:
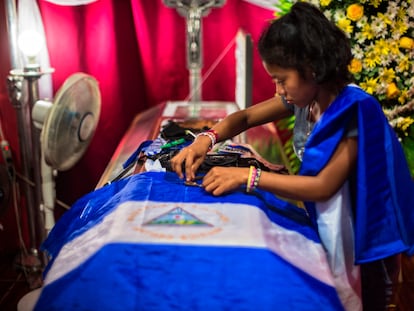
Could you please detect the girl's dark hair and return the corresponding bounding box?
[258,2,353,87]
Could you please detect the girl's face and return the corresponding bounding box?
[263,62,318,108]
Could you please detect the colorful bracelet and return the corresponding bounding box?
[246,166,256,193]
[246,166,261,193]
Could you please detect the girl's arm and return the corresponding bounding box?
[210,95,292,142]
[203,136,358,202]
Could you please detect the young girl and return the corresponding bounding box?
[171,2,414,310]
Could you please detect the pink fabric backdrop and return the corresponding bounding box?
[0,0,276,251]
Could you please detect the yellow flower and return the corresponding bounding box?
[364,50,381,68]
[360,77,378,95]
[397,7,406,21]
[398,89,409,105]
[320,0,332,7]
[396,117,414,135]
[378,13,392,26]
[379,68,396,84]
[386,82,400,99]
[361,23,375,40]
[400,37,414,50]
[398,56,411,72]
[389,41,400,55]
[368,0,382,8]
[394,20,409,35]
[337,18,353,34]
[348,58,363,74]
[346,4,364,22]
[374,39,390,56]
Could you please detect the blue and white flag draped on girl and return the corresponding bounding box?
[301,84,414,263]
[35,171,345,311]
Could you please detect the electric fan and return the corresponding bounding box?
[32,72,101,231]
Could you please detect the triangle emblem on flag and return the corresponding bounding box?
[144,207,213,227]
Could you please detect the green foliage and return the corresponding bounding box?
[402,127,414,178]
[276,116,301,174]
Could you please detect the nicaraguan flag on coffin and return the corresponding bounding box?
[35,171,344,311]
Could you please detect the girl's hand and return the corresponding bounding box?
[170,136,211,180]
[202,166,249,196]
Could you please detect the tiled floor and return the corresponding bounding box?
[1,251,414,310]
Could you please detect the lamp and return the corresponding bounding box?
[18,29,44,61]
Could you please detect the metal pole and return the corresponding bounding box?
[186,8,202,103]
[5,0,39,252]
[26,70,46,247]
[5,0,21,69]
[25,68,46,247]
[5,1,45,289]
[6,76,38,251]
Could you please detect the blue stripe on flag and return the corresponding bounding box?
[36,244,344,311]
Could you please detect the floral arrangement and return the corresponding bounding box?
[274,0,414,176]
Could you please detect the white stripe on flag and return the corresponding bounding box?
[44,200,335,287]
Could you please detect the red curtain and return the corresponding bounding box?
[39,0,275,206]
[0,0,276,251]
[38,0,148,208]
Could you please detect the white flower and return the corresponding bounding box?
[352,45,365,59]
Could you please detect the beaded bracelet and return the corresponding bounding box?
[196,129,219,151]
[196,131,216,150]
[253,168,262,191]
[206,129,219,142]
